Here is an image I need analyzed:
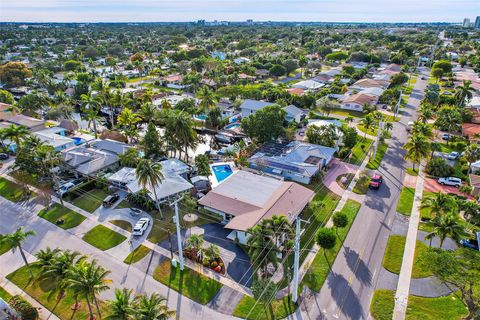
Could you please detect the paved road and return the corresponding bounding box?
[296,68,429,320]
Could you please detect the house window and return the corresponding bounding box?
[225,214,233,221]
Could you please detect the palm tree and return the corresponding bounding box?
[411,122,434,139]
[425,214,466,248]
[186,234,204,252]
[107,288,135,320]
[246,222,278,277]
[269,215,294,251]
[454,80,474,107]
[420,192,458,219]
[34,247,60,268]
[344,117,354,127]
[135,293,175,320]
[203,244,221,262]
[360,115,375,138]
[463,144,480,173]
[403,134,430,170]
[0,227,36,276]
[418,103,434,123]
[165,110,198,162]
[136,159,164,217]
[0,124,30,150]
[117,107,141,143]
[197,87,217,113]
[139,102,157,124]
[429,141,442,160]
[81,91,102,138]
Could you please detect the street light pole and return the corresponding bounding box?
[171,195,185,271]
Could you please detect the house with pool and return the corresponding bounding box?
[198,170,314,245]
[248,141,336,184]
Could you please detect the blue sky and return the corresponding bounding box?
[1,0,479,22]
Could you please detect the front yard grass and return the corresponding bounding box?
[233,295,296,320]
[68,188,110,213]
[123,245,151,264]
[38,204,86,229]
[345,137,373,166]
[152,260,222,305]
[406,168,419,176]
[367,141,388,170]
[357,124,377,136]
[0,286,12,301]
[82,225,126,250]
[302,200,361,291]
[109,220,132,232]
[396,187,415,216]
[7,263,106,320]
[0,234,13,255]
[370,289,468,320]
[382,235,432,278]
[330,109,366,118]
[353,172,370,194]
[0,177,30,202]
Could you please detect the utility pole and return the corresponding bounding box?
[393,89,402,118]
[171,195,185,271]
[166,228,174,259]
[292,217,309,304]
[373,121,384,159]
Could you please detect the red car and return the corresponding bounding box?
[369,174,383,189]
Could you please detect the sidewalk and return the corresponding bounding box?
[393,164,425,320]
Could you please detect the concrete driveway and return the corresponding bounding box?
[424,177,473,199]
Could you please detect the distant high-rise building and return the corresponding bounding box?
[463,18,470,28]
[246,19,253,25]
[475,16,480,29]
[197,20,206,26]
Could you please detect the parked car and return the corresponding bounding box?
[406,121,414,131]
[460,239,479,251]
[130,208,142,216]
[441,133,450,140]
[102,193,120,207]
[0,153,9,160]
[58,182,76,196]
[369,174,383,189]
[447,151,459,160]
[437,177,462,187]
[420,76,426,80]
[132,218,150,236]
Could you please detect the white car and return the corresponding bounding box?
[447,151,459,160]
[58,182,75,196]
[132,218,150,236]
[406,121,414,131]
[438,177,462,187]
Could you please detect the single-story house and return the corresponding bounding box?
[162,74,188,89]
[255,69,270,79]
[287,87,305,96]
[160,158,192,179]
[61,139,130,177]
[350,78,389,91]
[198,170,315,244]
[292,80,324,91]
[234,57,251,64]
[2,114,46,132]
[240,99,274,118]
[357,87,385,98]
[283,105,305,123]
[341,93,378,111]
[248,140,336,184]
[33,127,76,151]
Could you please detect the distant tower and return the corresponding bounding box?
[463,18,470,28]
[475,16,480,29]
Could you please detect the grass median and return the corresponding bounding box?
[396,187,415,216]
[233,295,296,320]
[38,204,86,229]
[82,225,126,250]
[123,245,151,264]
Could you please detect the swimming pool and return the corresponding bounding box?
[194,114,208,121]
[211,164,233,183]
[224,123,241,130]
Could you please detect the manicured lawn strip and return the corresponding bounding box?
[330,109,365,118]
[353,172,370,194]
[38,204,86,229]
[7,264,105,320]
[367,141,388,170]
[109,220,132,232]
[302,200,361,291]
[420,192,435,220]
[0,177,29,202]
[370,290,468,320]
[115,200,130,209]
[345,137,373,166]
[70,188,110,213]
[357,124,377,136]
[406,168,419,176]
[439,143,461,154]
[0,234,13,255]
[382,235,432,278]
[397,187,415,216]
[233,295,296,320]
[152,260,222,304]
[123,245,151,264]
[82,225,126,250]
[0,286,12,301]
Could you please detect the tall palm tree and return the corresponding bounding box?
[117,107,141,144]
[0,124,30,150]
[136,159,164,217]
[165,110,198,162]
[247,222,278,276]
[0,227,36,276]
[425,214,466,248]
[421,192,458,219]
[81,91,101,138]
[403,134,430,170]
[139,102,157,124]
[360,115,375,138]
[429,141,442,160]
[411,121,434,139]
[418,103,434,123]
[197,87,217,113]
[454,80,474,107]
[34,247,60,268]
[463,143,480,173]
[134,293,175,320]
[107,288,135,320]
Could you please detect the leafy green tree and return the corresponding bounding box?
[454,80,474,107]
[241,105,286,143]
[389,72,409,87]
[0,227,36,276]
[419,248,480,319]
[0,62,32,87]
[332,212,348,236]
[64,60,83,72]
[342,126,358,149]
[251,278,277,319]
[420,192,458,219]
[434,106,463,134]
[316,228,337,268]
[0,89,15,104]
[136,159,164,216]
[316,96,340,116]
[403,134,430,170]
[283,59,299,75]
[326,51,348,61]
[425,157,453,177]
[118,147,140,168]
[431,68,444,82]
[18,93,49,115]
[195,154,211,176]
[141,122,163,159]
[306,124,339,147]
[269,64,286,77]
[432,60,453,74]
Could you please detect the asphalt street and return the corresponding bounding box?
[297,69,429,320]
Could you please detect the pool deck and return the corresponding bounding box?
[209,161,237,188]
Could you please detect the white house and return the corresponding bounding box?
[239,99,274,118]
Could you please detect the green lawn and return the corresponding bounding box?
[233,295,296,320]
[406,168,419,176]
[439,143,461,154]
[0,234,13,255]
[7,264,106,319]
[82,225,126,250]
[357,124,377,136]
[38,204,86,229]
[370,290,468,320]
[109,220,132,232]
[367,142,388,170]
[0,286,12,301]
[123,245,151,264]
[0,177,30,202]
[345,137,373,166]
[397,187,415,216]
[115,200,130,209]
[302,200,361,291]
[420,192,435,220]
[353,172,370,194]
[330,109,365,118]
[69,188,110,213]
[152,260,222,304]
[382,235,432,278]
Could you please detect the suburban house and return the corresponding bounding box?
[162,74,188,89]
[350,78,389,91]
[469,174,480,197]
[287,88,305,96]
[233,57,251,64]
[462,123,480,141]
[0,108,46,132]
[198,170,315,244]
[33,127,76,151]
[307,118,343,147]
[240,99,274,118]
[248,140,336,184]
[283,105,305,123]
[61,139,130,177]
[107,163,193,203]
[357,87,385,98]
[341,93,378,111]
[292,80,325,91]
